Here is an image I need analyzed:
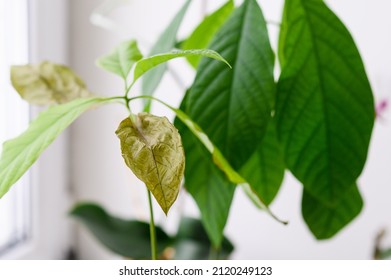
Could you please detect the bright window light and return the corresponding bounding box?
[0,0,31,255]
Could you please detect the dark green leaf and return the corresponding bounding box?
[174,93,236,247]
[302,184,363,239]
[186,0,276,170]
[11,61,92,105]
[276,0,375,204]
[96,40,143,80]
[141,0,191,102]
[70,203,172,259]
[182,0,234,68]
[116,113,185,215]
[0,97,113,199]
[240,120,285,205]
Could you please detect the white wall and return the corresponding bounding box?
[69,0,391,259]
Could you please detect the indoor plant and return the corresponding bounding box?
[0,0,375,259]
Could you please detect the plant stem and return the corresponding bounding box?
[147,189,158,260]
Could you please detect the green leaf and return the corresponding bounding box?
[276,0,375,204]
[0,97,113,199]
[133,49,230,88]
[240,120,285,205]
[141,0,191,100]
[11,61,92,105]
[175,115,236,247]
[182,0,234,68]
[96,40,143,80]
[173,92,235,247]
[173,217,234,260]
[302,184,363,240]
[70,203,172,259]
[115,113,185,215]
[186,0,276,170]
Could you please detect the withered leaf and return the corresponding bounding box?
[11,61,92,105]
[116,113,185,214]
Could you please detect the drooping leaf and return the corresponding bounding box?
[173,217,234,260]
[116,113,185,214]
[186,0,276,170]
[240,120,285,205]
[182,0,234,68]
[11,61,92,105]
[133,49,230,87]
[302,184,363,239]
[276,0,375,204]
[70,203,172,259]
[96,40,143,80]
[0,97,114,198]
[141,0,191,102]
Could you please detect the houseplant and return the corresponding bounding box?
[0,0,375,259]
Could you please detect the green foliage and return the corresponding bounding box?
[175,108,236,247]
[276,0,375,205]
[182,0,234,68]
[133,49,230,88]
[240,121,285,206]
[184,0,275,170]
[96,40,143,80]
[70,203,234,260]
[1,0,377,258]
[142,0,191,109]
[11,61,91,105]
[178,0,276,244]
[302,184,363,239]
[70,203,172,259]
[0,97,114,199]
[116,113,185,215]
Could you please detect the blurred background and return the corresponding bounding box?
[0,0,390,259]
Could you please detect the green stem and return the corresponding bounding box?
[147,189,158,260]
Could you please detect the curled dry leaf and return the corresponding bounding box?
[116,113,185,214]
[11,61,92,105]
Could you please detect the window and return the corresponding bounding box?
[0,0,31,255]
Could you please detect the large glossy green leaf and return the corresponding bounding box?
[141,0,191,103]
[173,217,234,260]
[176,117,236,247]
[302,184,363,239]
[11,61,92,105]
[116,113,185,215]
[70,203,172,259]
[182,0,234,68]
[276,0,375,204]
[174,93,235,247]
[186,0,276,170]
[0,97,113,199]
[96,40,143,80]
[133,49,230,87]
[240,120,285,206]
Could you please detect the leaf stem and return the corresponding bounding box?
[147,188,158,260]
